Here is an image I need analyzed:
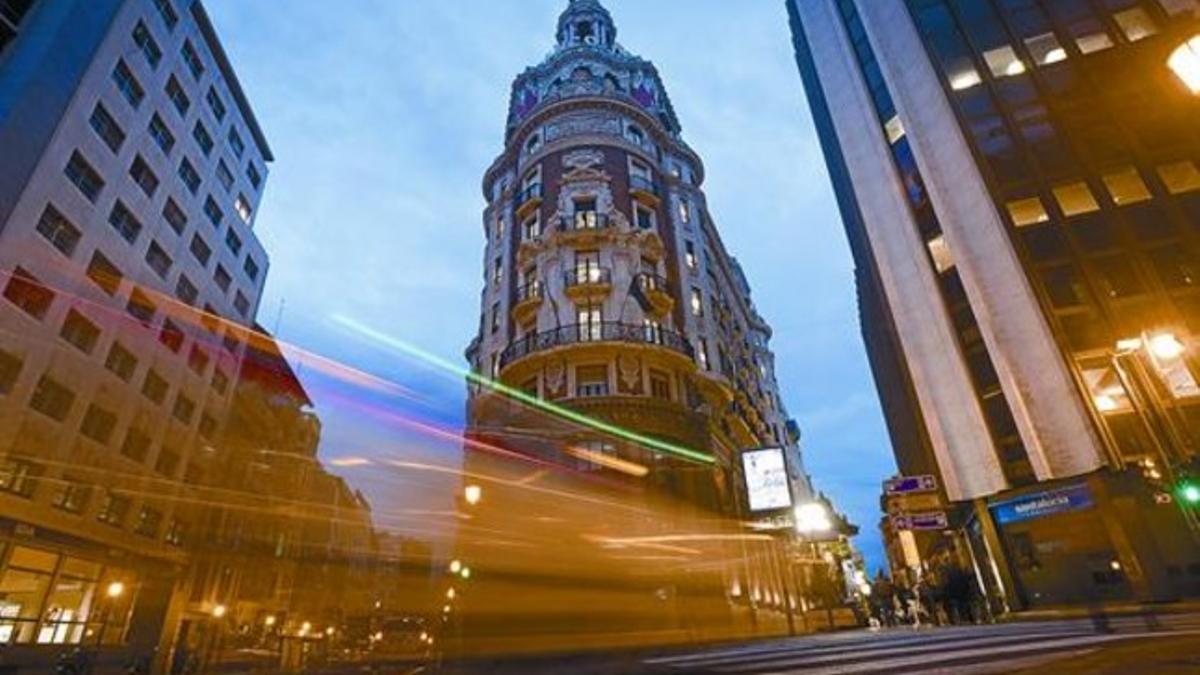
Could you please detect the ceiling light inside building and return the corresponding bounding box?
[1168,35,1200,94]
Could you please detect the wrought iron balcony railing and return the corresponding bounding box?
[560,212,609,232]
[629,175,662,198]
[636,273,670,295]
[515,183,543,209]
[515,280,543,303]
[564,267,612,288]
[499,322,694,368]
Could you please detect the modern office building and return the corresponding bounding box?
[789,0,1200,609]
[0,0,272,667]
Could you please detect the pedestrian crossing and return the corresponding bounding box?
[644,614,1200,674]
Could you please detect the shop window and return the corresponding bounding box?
[1157,160,1200,194]
[1052,181,1100,217]
[1006,196,1050,226]
[983,45,1025,77]
[0,546,56,644]
[1101,167,1152,205]
[38,556,102,645]
[1113,8,1157,42]
[1025,32,1067,65]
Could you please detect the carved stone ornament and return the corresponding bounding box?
[545,361,566,396]
[618,355,641,393]
[562,149,605,171]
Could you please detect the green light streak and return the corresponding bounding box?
[333,315,716,465]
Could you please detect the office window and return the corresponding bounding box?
[152,0,178,29]
[203,196,223,227]
[172,393,195,424]
[1006,196,1050,226]
[575,365,608,397]
[214,264,231,292]
[132,21,161,68]
[134,506,162,538]
[1025,32,1067,65]
[206,86,226,122]
[89,103,125,153]
[104,342,137,381]
[108,201,142,243]
[79,404,117,444]
[96,491,131,526]
[1157,160,1200,194]
[187,344,209,376]
[243,256,259,281]
[175,275,198,305]
[0,458,42,497]
[64,151,104,202]
[1093,255,1145,298]
[35,205,81,257]
[0,348,23,394]
[234,291,250,318]
[884,115,905,144]
[215,159,233,192]
[28,375,74,422]
[192,121,213,156]
[129,155,159,198]
[1158,0,1200,14]
[166,75,189,116]
[3,268,54,320]
[145,240,172,278]
[148,114,175,155]
[181,40,204,79]
[1075,30,1114,54]
[685,241,697,270]
[112,60,144,108]
[982,45,1025,77]
[1052,182,1100,217]
[155,447,180,477]
[246,162,262,190]
[1150,246,1198,288]
[234,194,252,223]
[178,157,200,194]
[158,319,184,353]
[690,288,703,316]
[927,235,954,273]
[52,480,90,513]
[1099,167,1152,205]
[1113,8,1157,42]
[126,288,156,325]
[142,369,168,404]
[224,229,242,256]
[86,252,122,296]
[949,65,982,91]
[162,197,187,234]
[164,518,186,546]
[60,309,100,354]
[228,128,245,158]
[189,234,212,265]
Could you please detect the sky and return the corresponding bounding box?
[205,0,898,571]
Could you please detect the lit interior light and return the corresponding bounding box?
[1109,560,1122,571]
[950,70,982,91]
[1043,48,1067,64]
[1093,394,1119,413]
[211,604,227,619]
[325,626,335,636]
[464,484,482,505]
[1005,60,1026,76]
[1168,35,1200,94]
[449,560,462,574]
[460,567,471,579]
[264,615,276,627]
[299,621,311,636]
[105,581,125,598]
[446,588,456,600]
[1148,333,1187,360]
[795,502,834,535]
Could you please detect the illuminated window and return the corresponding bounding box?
[1006,196,1050,226]
[1052,182,1100,217]
[690,288,703,316]
[684,241,697,270]
[678,198,691,224]
[1113,8,1157,42]
[983,46,1025,78]
[1082,366,1132,414]
[1101,167,1152,205]
[926,235,954,273]
[1168,35,1200,94]
[1025,33,1067,66]
[1075,31,1114,54]
[949,67,982,91]
[884,115,905,144]
[1158,0,1200,16]
[1157,160,1200,194]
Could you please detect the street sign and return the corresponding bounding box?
[884,475,938,495]
[892,511,949,531]
[886,493,942,514]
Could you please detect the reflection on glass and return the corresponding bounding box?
[1101,167,1152,205]
[983,45,1025,77]
[1025,32,1067,65]
[1052,181,1100,217]
[1113,8,1158,42]
[1006,196,1050,227]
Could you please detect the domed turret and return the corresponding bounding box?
[557,0,616,50]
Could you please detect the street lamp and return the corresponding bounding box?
[211,604,227,619]
[105,581,125,599]
[460,566,471,579]
[449,559,462,574]
[264,615,276,628]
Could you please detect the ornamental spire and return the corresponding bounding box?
[557,0,616,50]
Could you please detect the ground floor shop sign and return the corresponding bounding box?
[991,484,1095,525]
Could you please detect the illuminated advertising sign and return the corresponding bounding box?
[991,484,1094,525]
[742,448,792,512]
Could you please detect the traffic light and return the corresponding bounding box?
[1179,479,1200,506]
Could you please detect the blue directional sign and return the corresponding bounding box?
[991,483,1094,525]
[884,475,938,495]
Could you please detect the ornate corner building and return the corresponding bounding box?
[465,0,812,515]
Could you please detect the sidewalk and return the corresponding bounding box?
[1005,599,1200,622]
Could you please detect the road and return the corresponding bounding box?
[638,614,1200,675]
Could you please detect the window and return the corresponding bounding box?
[145,240,172,278]
[1157,160,1200,194]
[1025,32,1067,66]
[575,365,608,397]
[175,275,198,305]
[1006,196,1050,226]
[163,197,187,234]
[166,75,189,116]
[577,304,602,341]
[625,125,645,146]
[29,375,74,422]
[212,368,229,395]
[492,256,502,286]
[181,40,204,79]
[134,506,162,537]
[490,301,500,333]
[0,349,22,394]
[1150,246,1198,288]
[522,212,540,240]
[224,227,242,255]
[64,151,104,202]
[243,256,259,281]
[234,194,252,223]
[189,234,212,265]
[215,159,233,192]
[158,319,184,353]
[148,114,174,155]
[165,518,186,546]
[948,64,982,91]
[884,115,905,144]
[228,128,245,158]
[125,288,156,325]
[4,268,54,320]
[152,0,178,29]
[108,200,142,243]
[86,252,122,296]
[187,344,209,376]
[1093,255,1145,298]
[1075,30,1114,54]
[129,155,159,197]
[96,491,131,526]
[214,264,231,291]
[1113,8,1157,42]
[172,393,195,423]
[233,291,250,317]
[178,157,200,194]
[573,250,601,283]
[0,458,42,497]
[1159,0,1200,15]
[89,103,125,152]
[203,195,223,226]
[1052,181,1100,217]
[927,235,954,273]
[246,162,262,190]
[678,198,691,224]
[52,480,91,513]
[685,241,697,270]
[60,309,100,354]
[79,404,116,443]
[112,60,144,108]
[982,45,1025,78]
[104,342,137,381]
[206,86,226,122]
[35,205,81,257]
[690,288,703,316]
[132,21,161,67]
[635,204,655,229]
[141,369,168,404]
[192,121,213,156]
[155,448,180,477]
[649,369,671,400]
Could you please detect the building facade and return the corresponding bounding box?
[0,0,273,668]
[789,0,1200,609]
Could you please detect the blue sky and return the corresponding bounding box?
[206,0,897,571]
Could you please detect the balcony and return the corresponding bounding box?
[512,280,543,323]
[636,273,673,315]
[629,175,662,205]
[563,266,612,299]
[499,322,695,369]
[560,211,609,232]
[515,183,543,217]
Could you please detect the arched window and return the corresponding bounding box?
[626,124,645,146]
[526,132,542,154]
